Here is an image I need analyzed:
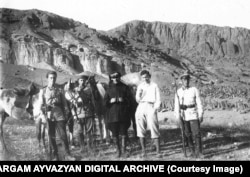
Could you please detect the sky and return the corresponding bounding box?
[1,0,250,31]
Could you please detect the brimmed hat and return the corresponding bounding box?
[78,75,89,80]
[180,71,191,79]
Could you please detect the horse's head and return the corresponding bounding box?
[121,72,141,86]
[0,83,39,120]
[87,75,98,86]
[25,93,40,120]
[20,83,40,120]
[28,82,40,96]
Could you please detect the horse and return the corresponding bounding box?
[0,83,39,160]
[29,91,47,150]
[86,75,110,143]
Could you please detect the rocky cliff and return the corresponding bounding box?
[1,8,250,87]
[0,8,141,77]
[109,20,250,61]
[109,20,250,85]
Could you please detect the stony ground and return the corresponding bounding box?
[2,110,250,161]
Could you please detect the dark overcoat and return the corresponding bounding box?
[104,82,132,124]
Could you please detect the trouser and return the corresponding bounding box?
[130,103,138,137]
[107,122,130,137]
[131,111,137,137]
[183,120,202,156]
[107,122,130,157]
[76,117,94,150]
[48,120,70,157]
[135,102,160,138]
[67,116,74,134]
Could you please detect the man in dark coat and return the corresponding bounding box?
[104,72,132,158]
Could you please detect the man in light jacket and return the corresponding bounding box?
[38,71,75,161]
[174,71,204,158]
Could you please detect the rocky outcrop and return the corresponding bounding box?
[109,20,250,61]
[1,8,250,86]
[0,8,139,77]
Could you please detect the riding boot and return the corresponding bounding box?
[195,136,204,158]
[154,138,162,158]
[52,152,59,161]
[86,133,95,154]
[105,126,112,145]
[187,135,195,158]
[49,136,58,160]
[139,137,146,158]
[86,139,91,153]
[121,135,129,158]
[69,133,75,149]
[114,136,121,158]
[184,135,189,147]
[78,133,85,152]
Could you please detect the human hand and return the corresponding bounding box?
[110,98,116,103]
[118,97,123,102]
[51,99,57,104]
[73,115,78,120]
[73,115,79,123]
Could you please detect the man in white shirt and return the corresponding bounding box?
[135,70,161,158]
[174,71,204,158]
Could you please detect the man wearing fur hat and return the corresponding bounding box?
[174,71,204,158]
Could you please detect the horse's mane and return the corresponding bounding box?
[13,83,39,97]
[0,88,28,98]
[13,88,29,96]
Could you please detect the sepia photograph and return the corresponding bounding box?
[0,0,250,163]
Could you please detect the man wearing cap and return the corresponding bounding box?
[64,79,77,149]
[104,72,132,158]
[73,75,95,154]
[174,71,204,158]
[37,71,75,161]
[135,70,161,158]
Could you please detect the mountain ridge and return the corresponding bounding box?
[1,8,250,94]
